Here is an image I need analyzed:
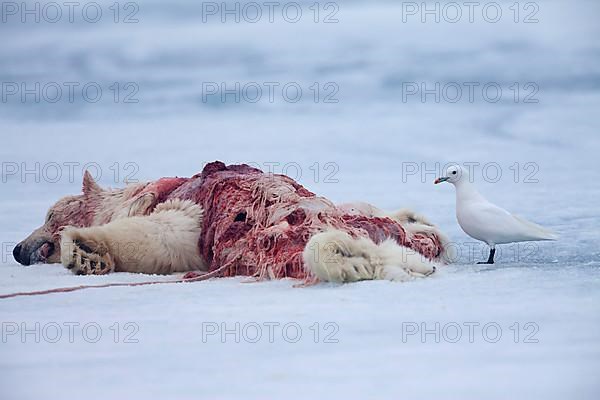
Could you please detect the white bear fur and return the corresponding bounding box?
[61,199,206,275]
[338,201,456,264]
[303,230,436,283]
[58,190,446,282]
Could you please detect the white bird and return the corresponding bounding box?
[434,165,557,264]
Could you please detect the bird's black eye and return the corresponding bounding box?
[452,171,457,175]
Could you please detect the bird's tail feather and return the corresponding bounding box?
[513,215,558,240]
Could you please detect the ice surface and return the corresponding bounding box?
[1,0,599,399]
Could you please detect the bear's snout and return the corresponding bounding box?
[13,239,58,266]
[13,243,25,265]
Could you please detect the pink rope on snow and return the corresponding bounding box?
[0,265,229,300]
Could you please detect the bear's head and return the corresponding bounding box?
[12,171,102,265]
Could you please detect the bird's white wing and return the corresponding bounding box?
[511,214,558,240]
[461,201,556,244]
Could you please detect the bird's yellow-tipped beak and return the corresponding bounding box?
[434,177,449,184]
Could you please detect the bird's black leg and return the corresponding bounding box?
[478,248,496,264]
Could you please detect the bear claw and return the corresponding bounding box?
[67,239,115,276]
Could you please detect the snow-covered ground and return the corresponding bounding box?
[1,0,599,399]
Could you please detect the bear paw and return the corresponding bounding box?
[65,238,115,275]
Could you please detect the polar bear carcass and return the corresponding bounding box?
[13,162,453,283]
